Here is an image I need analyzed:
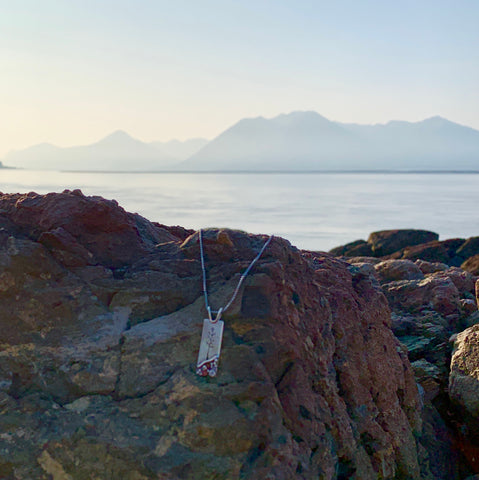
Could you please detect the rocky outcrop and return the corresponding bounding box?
[368,229,439,257]
[0,191,428,479]
[328,229,440,258]
[333,233,479,477]
[331,229,479,271]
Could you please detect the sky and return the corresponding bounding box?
[1,0,478,157]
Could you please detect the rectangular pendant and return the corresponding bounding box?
[196,319,224,377]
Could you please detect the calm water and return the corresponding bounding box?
[1,169,479,251]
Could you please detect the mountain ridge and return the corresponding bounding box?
[3,112,479,171]
[181,111,479,171]
[2,133,208,171]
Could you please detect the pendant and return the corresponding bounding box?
[196,319,224,377]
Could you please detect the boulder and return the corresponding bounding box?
[374,259,424,284]
[329,239,373,257]
[367,229,439,257]
[0,192,427,479]
[457,237,479,260]
[449,324,479,424]
[414,259,448,275]
[0,190,178,268]
[382,275,461,317]
[391,238,466,266]
[463,255,479,276]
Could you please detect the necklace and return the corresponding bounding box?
[196,229,273,377]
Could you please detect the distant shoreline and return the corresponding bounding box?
[3,166,479,174]
[58,169,479,174]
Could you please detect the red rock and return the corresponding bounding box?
[433,267,477,297]
[0,190,178,268]
[0,192,427,479]
[382,275,461,317]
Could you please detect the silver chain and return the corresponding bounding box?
[199,229,273,323]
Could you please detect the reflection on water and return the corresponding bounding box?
[1,169,479,250]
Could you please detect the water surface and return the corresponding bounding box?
[1,169,478,251]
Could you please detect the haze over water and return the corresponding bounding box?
[1,169,478,251]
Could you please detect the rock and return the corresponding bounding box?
[457,236,479,259]
[414,259,448,275]
[374,259,424,283]
[382,275,461,317]
[461,299,478,317]
[0,192,428,479]
[449,324,479,425]
[433,267,477,298]
[463,254,479,275]
[392,238,466,266]
[0,190,179,268]
[367,229,439,256]
[332,229,479,476]
[329,239,373,257]
[344,256,382,265]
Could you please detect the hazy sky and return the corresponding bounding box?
[1,0,478,157]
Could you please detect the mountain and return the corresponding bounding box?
[2,132,207,171]
[149,138,208,161]
[181,112,479,171]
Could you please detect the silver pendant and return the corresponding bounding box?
[196,319,224,377]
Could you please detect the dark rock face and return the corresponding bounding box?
[457,237,479,260]
[332,230,479,273]
[390,238,467,267]
[328,239,373,257]
[463,255,479,275]
[367,229,439,257]
[0,192,427,479]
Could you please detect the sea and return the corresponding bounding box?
[1,169,479,252]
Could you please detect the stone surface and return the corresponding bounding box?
[414,259,449,275]
[374,259,424,283]
[367,229,439,257]
[449,324,479,421]
[390,238,466,267]
[0,192,430,479]
[0,190,178,269]
[463,254,479,276]
[332,231,479,476]
[457,237,479,260]
[328,239,373,257]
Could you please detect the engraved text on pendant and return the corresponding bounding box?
[196,319,224,377]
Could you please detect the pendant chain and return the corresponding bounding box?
[199,229,273,323]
